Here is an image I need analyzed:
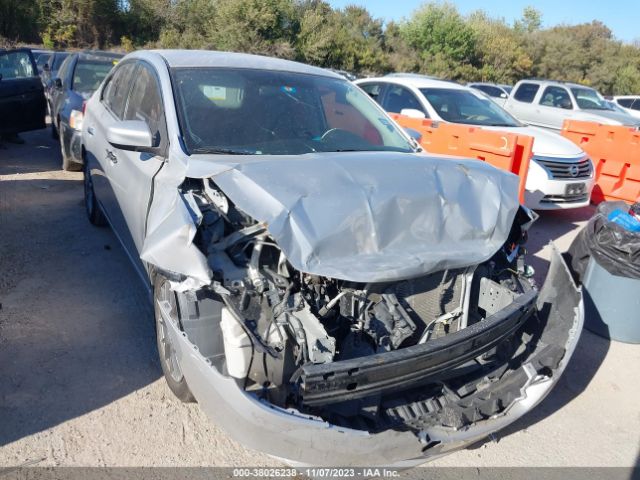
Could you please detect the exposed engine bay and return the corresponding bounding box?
[171,177,566,434]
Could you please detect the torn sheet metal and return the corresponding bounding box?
[141,149,519,284]
[140,185,212,288]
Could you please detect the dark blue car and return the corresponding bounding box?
[50,51,122,170]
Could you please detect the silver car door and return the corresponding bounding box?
[107,61,167,256]
[505,82,540,125]
[86,61,142,271]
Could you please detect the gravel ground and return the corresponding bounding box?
[1,129,639,469]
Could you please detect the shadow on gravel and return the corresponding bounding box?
[488,329,610,444]
[0,135,61,176]
[526,206,596,286]
[0,174,160,446]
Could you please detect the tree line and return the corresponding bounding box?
[2,0,639,94]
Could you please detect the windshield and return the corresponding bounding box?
[72,60,115,93]
[172,68,414,155]
[570,87,610,110]
[419,88,520,127]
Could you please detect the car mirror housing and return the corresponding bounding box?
[54,77,62,89]
[400,108,426,119]
[106,120,154,152]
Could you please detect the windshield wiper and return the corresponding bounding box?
[191,147,255,155]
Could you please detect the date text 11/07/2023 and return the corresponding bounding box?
[232,468,401,478]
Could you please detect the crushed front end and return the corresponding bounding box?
[152,169,583,466]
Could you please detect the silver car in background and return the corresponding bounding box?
[504,79,640,131]
[81,50,583,466]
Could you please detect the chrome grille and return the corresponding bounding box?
[534,156,592,179]
[541,193,590,204]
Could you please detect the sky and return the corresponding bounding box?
[326,0,639,43]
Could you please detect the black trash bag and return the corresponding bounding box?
[567,201,640,282]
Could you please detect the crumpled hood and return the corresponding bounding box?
[198,151,520,283]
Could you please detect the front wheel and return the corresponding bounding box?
[154,275,195,402]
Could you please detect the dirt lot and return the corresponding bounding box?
[1,128,639,468]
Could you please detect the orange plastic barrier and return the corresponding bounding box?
[561,120,640,204]
[391,114,533,204]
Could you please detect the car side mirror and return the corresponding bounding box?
[106,120,154,152]
[500,93,508,98]
[43,63,50,71]
[54,78,62,89]
[400,108,426,119]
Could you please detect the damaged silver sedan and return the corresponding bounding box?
[81,50,583,466]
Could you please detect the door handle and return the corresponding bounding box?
[106,149,117,164]
[87,126,95,135]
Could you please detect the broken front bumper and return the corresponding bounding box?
[161,245,583,466]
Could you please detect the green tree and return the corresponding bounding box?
[399,2,477,79]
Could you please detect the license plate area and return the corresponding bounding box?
[565,182,586,196]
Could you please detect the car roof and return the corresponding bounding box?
[518,79,592,89]
[140,49,342,79]
[75,51,124,62]
[614,95,640,99]
[358,75,467,90]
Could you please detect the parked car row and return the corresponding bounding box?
[49,51,123,170]
[79,49,584,467]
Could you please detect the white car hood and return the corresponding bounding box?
[483,125,585,158]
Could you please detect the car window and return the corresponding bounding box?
[513,83,540,103]
[55,55,74,86]
[73,60,116,94]
[539,86,573,109]
[102,62,137,119]
[383,85,426,115]
[51,53,70,71]
[472,85,504,98]
[36,53,52,69]
[631,99,640,111]
[358,82,384,104]
[172,67,413,155]
[419,88,520,127]
[617,98,633,108]
[570,87,609,110]
[124,63,165,147]
[0,50,36,79]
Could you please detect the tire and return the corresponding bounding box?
[154,275,195,403]
[83,160,107,226]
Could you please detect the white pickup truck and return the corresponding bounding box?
[504,79,640,132]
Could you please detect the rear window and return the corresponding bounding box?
[513,83,540,103]
[72,60,116,93]
[617,98,633,108]
[471,85,504,98]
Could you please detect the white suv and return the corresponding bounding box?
[611,95,640,119]
[355,75,595,210]
[504,79,640,131]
